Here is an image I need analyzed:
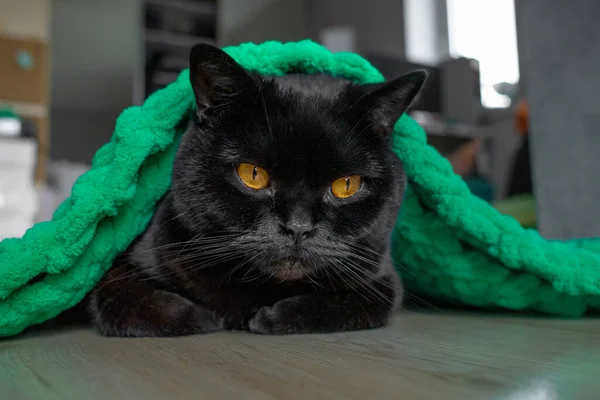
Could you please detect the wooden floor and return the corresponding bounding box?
[1,311,599,399]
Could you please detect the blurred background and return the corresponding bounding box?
[0,0,598,241]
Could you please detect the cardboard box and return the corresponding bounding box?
[0,35,48,104]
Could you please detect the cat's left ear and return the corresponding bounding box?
[355,70,427,135]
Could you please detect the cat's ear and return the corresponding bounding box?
[189,43,254,116]
[355,70,427,135]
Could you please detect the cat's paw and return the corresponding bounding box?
[248,306,279,334]
[247,297,309,335]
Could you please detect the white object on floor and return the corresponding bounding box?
[0,137,38,240]
[0,118,21,137]
[48,160,90,207]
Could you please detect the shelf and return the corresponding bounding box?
[144,0,217,16]
[411,111,474,138]
[144,29,215,52]
[140,0,219,101]
[411,110,514,139]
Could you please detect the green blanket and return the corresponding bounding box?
[1,40,599,338]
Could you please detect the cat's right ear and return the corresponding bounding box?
[189,43,254,117]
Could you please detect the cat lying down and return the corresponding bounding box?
[88,44,426,337]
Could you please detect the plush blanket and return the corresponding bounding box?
[1,40,599,337]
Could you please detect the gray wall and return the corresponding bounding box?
[516,0,600,239]
[50,0,141,163]
[220,0,308,46]
[305,0,405,58]
[221,0,407,58]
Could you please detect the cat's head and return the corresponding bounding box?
[172,44,426,281]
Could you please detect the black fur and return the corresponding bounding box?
[88,44,426,337]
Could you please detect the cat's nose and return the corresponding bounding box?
[282,220,314,243]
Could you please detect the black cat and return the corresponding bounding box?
[88,44,426,337]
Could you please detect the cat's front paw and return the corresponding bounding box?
[248,306,280,334]
[248,300,306,335]
[247,297,314,335]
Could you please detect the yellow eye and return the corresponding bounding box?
[331,175,362,199]
[237,163,270,190]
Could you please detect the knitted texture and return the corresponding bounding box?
[1,40,599,337]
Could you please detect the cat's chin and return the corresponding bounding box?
[271,260,307,282]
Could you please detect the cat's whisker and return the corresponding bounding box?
[91,264,147,293]
[120,242,250,279]
[238,269,264,283]
[321,264,338,294]
[328,260,373,303]
[304,272,324,289]
[154,242,241,258]
[221,250,266,283]
[158,247,246,270]
[239,258,262,283]
[402,291,443,311]
[345,241,418,279]
[330,258,393,305]
[344,105,374,139]
[237,254,269,283]
[256,76,274,140]
[349,270,395,307]
[170,243,242,259]
[133,232,243,256]
[141,252,247,282]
